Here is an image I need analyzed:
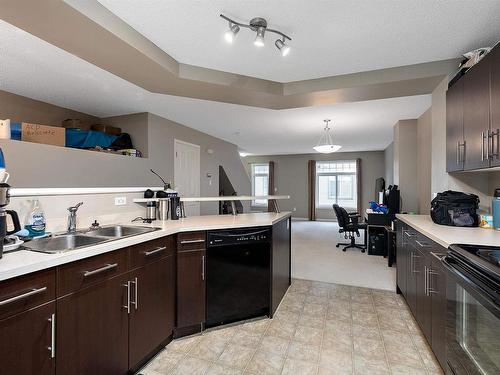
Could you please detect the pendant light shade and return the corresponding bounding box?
[313,119,341,153]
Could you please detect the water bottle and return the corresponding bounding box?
[493,188,500,230]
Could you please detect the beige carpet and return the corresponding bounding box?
[291,220,396,291]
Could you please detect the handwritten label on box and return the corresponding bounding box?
[21,123,65,146]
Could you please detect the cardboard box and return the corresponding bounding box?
[21,122,65,146]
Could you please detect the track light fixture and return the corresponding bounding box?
[224,23,240,43]
[220,14,292,56]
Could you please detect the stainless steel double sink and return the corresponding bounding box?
[25,225,159,254]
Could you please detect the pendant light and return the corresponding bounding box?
[313,119,341,153]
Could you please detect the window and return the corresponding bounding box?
[251,163,269,205]
[316,161,357,210]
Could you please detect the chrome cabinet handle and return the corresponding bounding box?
[424,266,428,296]
[48,313,55,359]
[83,263,118,277]
[430,251,445,261]
[456,141,460,164]
[410,252,419,273]
[491,129,499,158]
[0,287,47,306]
[201,255,205,281]
[131,277,138,310]
[144,246,166,256]
[481,131,485,161]
[428,268,438,294]
[415,240,432,248]
[123,281,131,314]
[403,230,415,237]
[180,239,205,244]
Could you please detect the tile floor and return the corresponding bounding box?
[139,279,443,375]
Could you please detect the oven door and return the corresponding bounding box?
[443,257,500,375]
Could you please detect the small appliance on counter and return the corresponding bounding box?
[0,182,22,258]
[493,188,500,230]
[150,169,179,221]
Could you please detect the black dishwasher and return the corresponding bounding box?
[206,227,271,327]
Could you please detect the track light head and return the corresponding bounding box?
[254,26,266,47]
[224,23,240,43]
[275,38,290,56]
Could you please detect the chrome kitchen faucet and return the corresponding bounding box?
[67,202,83,233]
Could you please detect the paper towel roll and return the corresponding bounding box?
[0,119,11,139]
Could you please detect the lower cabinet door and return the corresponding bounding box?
[0,302,55,375]
[177,249,206,330]
[396,224,407,296]
[56,274,129,375]
[129,255,175,369]
[406,247,418,314]
[415,249,432,340]
[430,257,447,369]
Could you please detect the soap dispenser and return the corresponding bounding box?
[493,188,500,230]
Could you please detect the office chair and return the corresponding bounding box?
[332,204,367,252]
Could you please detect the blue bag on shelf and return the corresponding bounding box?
[65,128,118,149]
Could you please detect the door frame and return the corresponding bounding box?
[174,139,201,216]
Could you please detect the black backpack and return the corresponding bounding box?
[430,190,479,227]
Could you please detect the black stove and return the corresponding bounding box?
[477,249,500,267]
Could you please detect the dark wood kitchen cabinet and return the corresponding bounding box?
[57,272,130,375]
[490,45,500,167]
[176,231,206,337]
[463,54,491,170]
[430,253,447,369]
[128,238,175,371]
[0,302,56,375]
[0,269,56,375]
[446,79,464,172]
[447,44,500,171]
[396,222,448,372]
[271,217,291,316]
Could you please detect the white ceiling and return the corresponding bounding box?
[0,19,431,155]
[96,0,500,82]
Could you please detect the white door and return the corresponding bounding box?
[174,139,201,216]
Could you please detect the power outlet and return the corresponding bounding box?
[114,196,127,206]
[293,207,297,212]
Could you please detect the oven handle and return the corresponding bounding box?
[441,257,500,316]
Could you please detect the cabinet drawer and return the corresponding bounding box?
[178,231,206,252]
[130,236,175,268]
[57,249,128,296]
[0,269,55,320]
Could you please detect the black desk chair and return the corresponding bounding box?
[333,204,367,252]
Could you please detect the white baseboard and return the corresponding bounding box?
[291,217,309,221]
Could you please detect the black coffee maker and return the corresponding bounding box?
[0,182,21,258]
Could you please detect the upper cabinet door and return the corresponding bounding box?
[490,46,500,167]
[446,80,464,172]
[463,55,491,170]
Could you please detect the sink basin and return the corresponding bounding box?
[87,225,157,238]
[26,234,108,254]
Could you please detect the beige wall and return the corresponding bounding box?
[0,89,99,125]
[245,151,385,220]
[393,119,419,213]
[417,109,432,214]
[384,142,394,186]
[0,92,250,216]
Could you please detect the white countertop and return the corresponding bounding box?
[396,214,500,248]
[0,212,291,282]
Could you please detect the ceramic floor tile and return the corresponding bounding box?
[281,358,318,375]
[206,363,244,375]
[287,341,321,363]
[146,280,443,375]
[217,344,255,369]
[320,348,353,372]
[245,350,286,375]
[259,335,290,356]
[173,356,211,375]
[294,325,323,345]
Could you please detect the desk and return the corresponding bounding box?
[364,214,396,267]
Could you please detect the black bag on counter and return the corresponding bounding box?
[430,190,479,227]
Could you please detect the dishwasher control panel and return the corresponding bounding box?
[207,227,272,247]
